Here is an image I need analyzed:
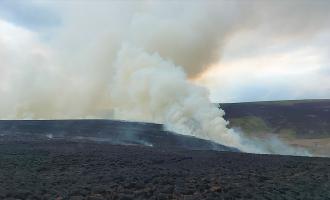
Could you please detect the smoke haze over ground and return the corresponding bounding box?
[1,0,328,155]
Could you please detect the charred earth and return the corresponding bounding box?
[0,120,329,200]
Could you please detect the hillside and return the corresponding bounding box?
[220,99,330,138]
[220,99,330,156]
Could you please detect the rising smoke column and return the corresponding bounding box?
[110,44,245,149]
[109,44,310,155]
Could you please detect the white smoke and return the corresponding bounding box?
[111,45,240,146]
[109,44,310,155]
[1,1,246,118]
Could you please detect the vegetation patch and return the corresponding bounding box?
[228,116,271,135]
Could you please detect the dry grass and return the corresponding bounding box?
[286,138,330,157]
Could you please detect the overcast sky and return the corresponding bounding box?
[1,0,330,103]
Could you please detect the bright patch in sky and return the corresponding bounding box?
[196,45,330,102]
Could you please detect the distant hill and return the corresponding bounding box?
[220,99,330,139]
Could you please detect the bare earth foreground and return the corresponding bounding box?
[1,140,330,200]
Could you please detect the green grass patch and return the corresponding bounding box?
[228,116,271,135]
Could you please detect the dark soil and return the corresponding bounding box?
[1,140,330,200]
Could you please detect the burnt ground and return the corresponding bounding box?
[0,120,238,152]
[1,140,330,200]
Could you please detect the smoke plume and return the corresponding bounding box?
[0,1,318,155]
[109,44,310,155]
